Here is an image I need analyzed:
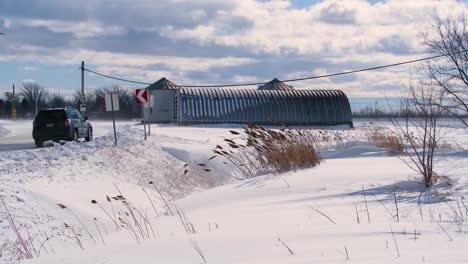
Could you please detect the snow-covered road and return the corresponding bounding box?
[0,119,138,152]
[0,119,35,152]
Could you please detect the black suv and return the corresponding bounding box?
[32,107,93,147]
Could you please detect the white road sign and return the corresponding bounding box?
[143,95,154,108]
[105,93,120,111]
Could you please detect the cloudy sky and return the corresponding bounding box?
[0,0,466,109]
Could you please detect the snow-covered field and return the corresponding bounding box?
[1,119,468,263]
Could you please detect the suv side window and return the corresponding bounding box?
[65,109,73,119]
[67,109,81,120]
[75,110,84,120]
[71,110,79,119]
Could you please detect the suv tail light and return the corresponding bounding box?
[65,119,71,127]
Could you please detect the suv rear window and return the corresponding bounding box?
[35,110,66,123]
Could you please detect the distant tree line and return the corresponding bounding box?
[0,81,142,120]
[352,100,465,119]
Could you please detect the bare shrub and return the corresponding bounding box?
[390,82,448,188]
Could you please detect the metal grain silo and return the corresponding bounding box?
[144,77,180,123]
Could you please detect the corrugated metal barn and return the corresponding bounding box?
[144,78,353,127]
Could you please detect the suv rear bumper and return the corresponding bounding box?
[33,128,74,142]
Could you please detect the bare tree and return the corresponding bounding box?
[48,92,67,108]
[421,13,468,126]
[3,91,15,102]
[72,89,95,107]
[20,81,49,115]
[390,82,447,187]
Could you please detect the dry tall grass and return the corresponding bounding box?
[201,124,321,179]
[366,128,404,154]
[245,124,321,173]
[1,197,50,261]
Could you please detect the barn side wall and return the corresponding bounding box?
[175,88,353,126]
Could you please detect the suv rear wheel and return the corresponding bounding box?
[73,129,79,142]
[34,139,44,148]
[85,127,93,142]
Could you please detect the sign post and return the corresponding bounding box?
[12,84,16,120]
[105,93,119,146]
[148,94,152,136]
[143,116,147,140]
[135,88,149,140]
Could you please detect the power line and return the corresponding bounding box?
[282,52,456,83]
[63,67,81,79]
[83,68,151,85]
[83,49,468,88]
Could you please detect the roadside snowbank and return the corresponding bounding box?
[0,124,231,263]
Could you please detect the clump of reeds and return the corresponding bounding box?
[57,203,97,246]
[1,197,50,260]
[366,127,404,154]
[104,184,158,242]
[204,124,322,179]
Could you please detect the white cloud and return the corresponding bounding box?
[0,46,256,73]
[19,18,127,38]
[78,50,257,72]
[17,66,39,72]
[2,17,11,28]
[230,75,259,83]
[160,0,466,57]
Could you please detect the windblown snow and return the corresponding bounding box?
[0,122,11,140]
[0,119,467,263]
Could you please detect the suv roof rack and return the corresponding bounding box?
[43,106,77,111]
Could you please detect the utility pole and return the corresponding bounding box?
[81,61,85,98]
[80,61,86,113]
[12,84,16,119]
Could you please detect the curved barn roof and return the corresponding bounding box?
[146,77,180,90]
[258,78,293,90]
[176,88,353,126]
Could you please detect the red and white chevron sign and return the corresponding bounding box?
[135,88,148,104]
